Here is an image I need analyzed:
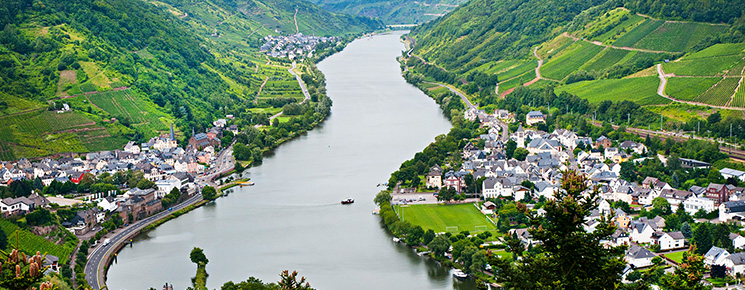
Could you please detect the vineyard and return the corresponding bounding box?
[88,90,171,138]
[664,55,744,76]
[557,76,668,105]
[632,22,727,52]
[497,60,537,81]
[541,42,604,80]
[611,19,664,48]
[582,48,630,72]
[0,219,75,264]
[666,77,722,102]
[695,77,740,106]
[500,69,536,94]
[732,79,745,107]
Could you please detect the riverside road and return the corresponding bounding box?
[85,193,203,289]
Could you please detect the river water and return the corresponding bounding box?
[106,31,476,290]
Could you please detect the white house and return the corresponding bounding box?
[720,200,745,222]
[97,196,118,212]
[655,231,686,251]
[705,246,730,267]
[731,233,745,250]
[155,177,182,199]
[725,253,745,276]
[626,245,655,268]
[482,177,514,199]
[629,219,658,243]
[683,196,716,215]
[0,197,34,215]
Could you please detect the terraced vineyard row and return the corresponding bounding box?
[731,78,745,107]
[0,219,73,263]
[694,77,740,106]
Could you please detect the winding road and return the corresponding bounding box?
[85,193,203,290]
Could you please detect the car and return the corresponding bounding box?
[169,207,173,211]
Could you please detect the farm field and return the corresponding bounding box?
[537,36,575,60]
[665,77,722,102]
[732,80,745,107]
[393,203,497,233]
[612,19,664,48]
[694,77,740,106]
[499,70,536,94]
[497,60,537,81]
[595,14,646,44]
[541,42,604,81]
[581,48,630,72]
[556,76,669,105]
[0,219,75,264]
[633,22,728,52]
[663,55,744,76]
[88,90,171,137]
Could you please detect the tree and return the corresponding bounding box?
[202,186,217,200]
[620,161,635,181]
[0,249,54,290]
[681,222,692,239]
[190,247,209,266]
[658,245,711,290]
[374,191,392,205]
[490,170,626,289]
[437,187,456,202]
[25,208,52,226]
[278,270,314,290]
[422,229,436,245]
[407,226,424,244]
[427,235,451,257]
[650,197,672,216]
[0,228,6,250]
[512,148,529,161]
[505,139,517,159]
[692,223,712,255]
[136,178,156,190]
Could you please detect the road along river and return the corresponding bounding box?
[105,31,477,290]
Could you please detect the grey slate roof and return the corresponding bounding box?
[626,245,655,259]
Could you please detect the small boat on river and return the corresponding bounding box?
[452,269,468,279]
[341,198,354,204]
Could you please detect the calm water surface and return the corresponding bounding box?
[106,31,477,290]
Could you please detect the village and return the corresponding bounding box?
[260,33,338,59]
[392,107,745,282]
[0,117,239,238]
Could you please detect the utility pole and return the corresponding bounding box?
[660,115,663,131]
[697,121,700,136]
[627,113,630,124]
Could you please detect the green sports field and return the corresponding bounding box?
[394,203,497,233]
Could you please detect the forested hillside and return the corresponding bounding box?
[0,0,380,159]
[306,0,467,24]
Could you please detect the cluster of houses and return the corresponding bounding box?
[0,122,235,234]
[436,108,745,276]
[260,33,338,59]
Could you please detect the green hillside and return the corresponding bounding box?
[405,0,745,110]
[306,0,468,25]
[0,0,380,159]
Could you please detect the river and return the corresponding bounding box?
[106,31,476,290]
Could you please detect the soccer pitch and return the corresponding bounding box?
[394,203,497,233]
